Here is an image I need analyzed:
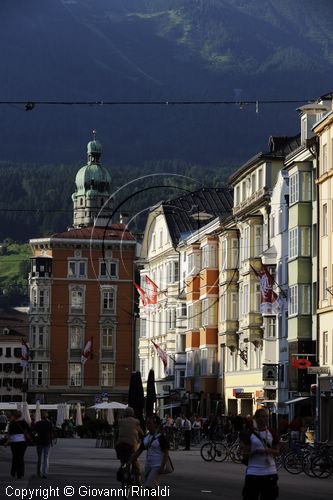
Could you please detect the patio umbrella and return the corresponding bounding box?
[89,402,127,410]
[21,402,31,426]
[64,403,70,420]
[56,403,65,427]
[75,402,82,427]
[35,400,41,422]
[107,409,114,425]
[128,371,144,421]
[146,369,157,417]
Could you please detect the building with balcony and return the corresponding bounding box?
[138,188,232,412]
[28,138,136,404]
[313,93,333,441]
[0,307,28,402]
[224,135,300,418]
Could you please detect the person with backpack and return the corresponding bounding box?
[34,411,54,478]
[240,409,280,500]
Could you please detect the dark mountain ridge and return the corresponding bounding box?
[0,0,332,166]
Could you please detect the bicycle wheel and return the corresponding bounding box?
[284,452,303,474]
[311,456,333,479]
[201,442,216,461]
[230,444,243,464]
[213,442,227,462]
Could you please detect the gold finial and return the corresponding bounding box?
[92,129,97,140]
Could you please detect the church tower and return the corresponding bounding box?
[72,133,113,228]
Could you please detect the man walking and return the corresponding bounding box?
[34,411,54,478]
[182,415,191,451]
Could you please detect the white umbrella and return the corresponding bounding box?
[35,401,41,422]
[64,403,69,420]
[89,402,127,410]
[107,409,114,425]
[21,402,31,426]
[56,403,65,427]
[75,402,82,427]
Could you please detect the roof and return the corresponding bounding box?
[0,308,28,339]
[229,134,301,184]
[162,187,233,245]
[51,224,135,241]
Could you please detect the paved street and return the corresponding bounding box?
[0,439,332,500]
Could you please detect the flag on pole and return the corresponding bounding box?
[81,337,93,364]
[145,275,158,310]
[133,282,148,309]
[20,339,30,367]
[151,340,169,375]
[250,263,281,314]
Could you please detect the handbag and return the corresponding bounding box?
[162,456,174,474]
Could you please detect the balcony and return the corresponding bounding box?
[233,187,269,216]
[219,331,238,349]
[29,305,50,314]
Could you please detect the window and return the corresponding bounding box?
[270,214,275,238]
[242,181,246,201]
[251,173,256,194]
[102,287,115,312]
[101,364,114,386]
[254,283,261,312]
[202,299,217,326]
[258,169,263,190]
[101,326,113,348]
[300,285,311,314]
[301,172,311,201]
[235,186,240,206]
[268,317,276,338]
[70,326,83,349]
[254,226,263,257]
[290,173,299,205]
[322,331,329,365]
[289,285,298,315]
[177,369,185,389]
[140,319,147,338]
[152,234,156,252]
[68,260,87,278]
[243,226,250,260]
[200,348,217,375]
[231,293,238,320]
[140,359,146,380]
[30,363,46,387]
[300,227,311,256]
[167,261,179,283]
[202,245,217,268]
[181,303,187,317]
[323,144,327,174]
[185,351,193,377]
[231,239,238,268]
[221,239,227,271]
[159,230,163,248]
[31,326,45,349]
[323,268,328,300]
[99,260,118,279]
[71,287,84,311]
[289,228,298,259]
[69,364,81,386]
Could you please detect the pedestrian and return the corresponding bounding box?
[240,409,280,500]
[0,411,8,432]
[132,414,170,490]
[115,407,143,483]
[192,415,201,445]
[182,414,191,450]
[34,411,54,478]
[8,410,31,479]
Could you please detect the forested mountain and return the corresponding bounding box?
[0,0,332,167]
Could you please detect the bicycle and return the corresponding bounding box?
[200,440,227,462]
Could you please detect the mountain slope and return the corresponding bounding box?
[0,0,332,166]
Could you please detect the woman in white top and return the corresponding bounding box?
[133,414,169,489]
[240,409,280,500]
[8,410,31,479]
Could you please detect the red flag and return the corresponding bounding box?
[250,263,281,314]
[81,337,93,365]
[21,339,30,367]
[145,275,158,309]
[151,340,168,375]
[133,282,148,308]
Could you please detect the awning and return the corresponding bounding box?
[284,397,310,405]
[157,403,181,411]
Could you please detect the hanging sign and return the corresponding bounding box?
[292,358,312,369]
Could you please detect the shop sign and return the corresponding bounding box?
[262,364,278,381]
[292,358,312,369]
[307,366,330,375]
[236,392,253,399]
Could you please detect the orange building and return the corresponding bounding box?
[28,139,136,404]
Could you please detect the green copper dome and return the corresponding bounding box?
[73,139,111,196]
